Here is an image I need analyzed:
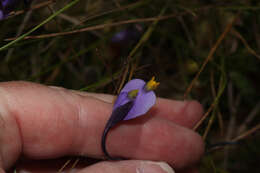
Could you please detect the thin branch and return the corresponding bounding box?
[207,124,260,153]
[237,101,260,134]
[183,13,239,99]
[232,123,260,142]
[58,159,71,173]
[5,6,213,41]
[231,28,260,60]
[5,0,36,62]
[8,0,55,18]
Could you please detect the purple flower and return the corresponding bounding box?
[101,77,159,160]
[1,0,18,20]
[114,79,156,120]
[109,25,143,58]
[110,25,142,44]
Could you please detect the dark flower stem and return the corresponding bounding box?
[101,125,121,160]
[101,101,134,160]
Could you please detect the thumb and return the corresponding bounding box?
[78,160,175,173]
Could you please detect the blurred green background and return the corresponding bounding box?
[0,0,259,172]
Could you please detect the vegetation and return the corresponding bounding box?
[0,0,259,172]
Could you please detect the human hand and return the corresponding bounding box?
[0,81,204,173]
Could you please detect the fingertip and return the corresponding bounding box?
[184,100,204,128]
[168,124,204,169]
[106,117,204,170]
[151,98,204,128]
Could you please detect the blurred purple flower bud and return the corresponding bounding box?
[102,77,159,160]
[110,25,142,44]
[1,0,19,20]
[0,0,32,20]
[109,24,143,58]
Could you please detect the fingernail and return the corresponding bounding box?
[138,161,175,173]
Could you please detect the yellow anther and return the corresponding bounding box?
[145,76,159,91]
[128,89,139,99]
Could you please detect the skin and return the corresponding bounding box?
[0,81,204,173]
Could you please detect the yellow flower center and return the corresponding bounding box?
[145,76,159,91]
[128,89,139,99]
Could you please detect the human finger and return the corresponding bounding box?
[72,92,204,129]
[0,81,203,171]
[78,160,175,173]
[14,158,175,173]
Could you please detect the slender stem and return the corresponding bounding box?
[101,125,119,160]
[0,0,81,52]
[101,101,134,160]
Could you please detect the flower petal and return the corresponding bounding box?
[113,92,131,110]
[113,78,145,110]
[124,89,156,120]
[121,79,146,92]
